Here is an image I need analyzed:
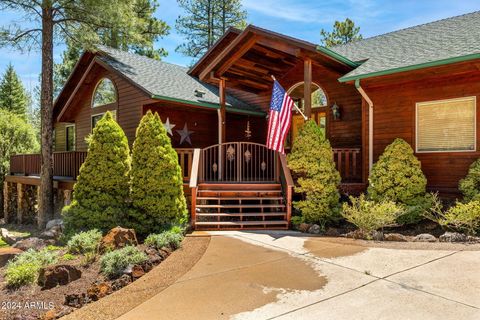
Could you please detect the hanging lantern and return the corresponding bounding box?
[331,102,341,120]
[245,121,252,139]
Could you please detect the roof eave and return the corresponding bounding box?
[151,94,265,116]
[338,53,480,83]
[316,46,360,68]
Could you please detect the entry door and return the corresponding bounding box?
[290,111,327,147]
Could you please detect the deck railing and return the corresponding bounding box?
[333,148,361,182]
[10,149,195,181]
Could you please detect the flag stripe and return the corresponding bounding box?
[266,80,294,154]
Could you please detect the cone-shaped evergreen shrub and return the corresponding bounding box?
[367,138,429,224]
[63,112,131,233]
[459,158,480,201]
[287,120,341,226]
[128,111,187,235]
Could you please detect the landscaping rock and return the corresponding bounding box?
[384,233,408,242]
[467,236,480,243]
[64,293,88,308]
[413,233,437,242]
[99,227,138,253]
[344,230,367,239]
[46,219,63,231]
[87,282,112,301]
[324,227,341,237]
[372,231,384,241]
[111,274,132,291]
[131,265,145,279]
[141,260,154,272]
[298,223,311,233]
[308,224,321,234]
[13,237,52,251]
[38,264,82,289]
[439,232,467,242]
[1,228,29,245]
[0,247,22,267]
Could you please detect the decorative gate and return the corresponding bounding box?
[200,142,278,182]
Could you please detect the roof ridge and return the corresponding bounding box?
[333,10,480,50]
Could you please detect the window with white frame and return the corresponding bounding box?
[66,124,75,151]
[416,96,476,152]
[91,110,117,131]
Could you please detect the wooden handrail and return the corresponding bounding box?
[278,153,294,226]
[189,148,201,227]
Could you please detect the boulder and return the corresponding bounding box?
[413,233,437,242]
[371,231,384,241]
[38,264,82,289]
[111,274,132,291]
[324,227,341,237]
[344,230,367,239]
[87,282,112,301]
[0,247,23,267]
[13,237,52,251]
[46,219,63,231]
[99,227,138,253]
[298,223,311,233]
[439,232,467,242]
[467,236,480,243]
[308,224,321,234]
[131,265,145,279]
[64,293,88,308]
[384,233,408,242]
[1,228,29,245]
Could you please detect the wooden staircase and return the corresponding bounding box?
[193,183,289,230]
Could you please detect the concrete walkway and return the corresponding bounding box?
[117,231,480,320]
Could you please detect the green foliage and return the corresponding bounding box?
[144,231,184,250]
[5,249,58,287]
[46,245,63,252]
[62,253,76,261]
[424,194,480,235]
[290,216,304,229]
[128,111,187,235]
[0,63,30,119]
[320,18,363,47]
[287,120,341,226]
[459,158,480,202]
[0,238,8,248]
[176,0,247,59]
[63,112,131,233]
[342,194,404,234]
[100,246,148,278]
[66,229,103,254]
[368,138,428,224]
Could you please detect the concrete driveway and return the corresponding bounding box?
[117,231,480,320]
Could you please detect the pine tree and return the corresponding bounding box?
[287,120,341,227]
[176,0,247,59]
[63,112,131,233]
[128,111,187,235]
[0,64,30,119]
[367,138,429,224]
[320,18,363,48]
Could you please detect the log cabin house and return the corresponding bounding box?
[5,11,480,229]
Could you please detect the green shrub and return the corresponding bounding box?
[62,253,76,261]
[67,229,102,254]
[342,194,404,234]
[5,249,58,287]
[128,111,188,235]
[425,195,480,235]
[290,216,304,229]
[46,245,63,251]
[367,138,428,224]
[144,231,184,250]
[63,111,131,233]
[287,120,341,227]
[459,158,480,202]
[100,246,148,278]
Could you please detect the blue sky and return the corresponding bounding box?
[0,0,479,96]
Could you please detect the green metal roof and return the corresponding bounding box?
[331,11,480,82]
[96,46,265,115]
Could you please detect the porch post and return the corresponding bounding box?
[303,58,312,118]
[218,78,226,180]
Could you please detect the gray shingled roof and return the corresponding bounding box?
[331,11,480,81]
[96,46,263,114]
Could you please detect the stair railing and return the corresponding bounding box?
[278,153,294,226]
[189,148,201,227]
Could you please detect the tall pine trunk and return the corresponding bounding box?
[38,3,54,229]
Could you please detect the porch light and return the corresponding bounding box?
[331,102,341,120]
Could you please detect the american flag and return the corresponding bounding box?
[266,80,294,154]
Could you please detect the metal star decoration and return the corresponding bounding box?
[163,117,176,136]
[176,123,194,145]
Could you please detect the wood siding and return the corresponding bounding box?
[364,64,480,194]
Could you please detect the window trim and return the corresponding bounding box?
[91,111,116,132]
[65,124,75,152]
[91,77,118,108]
[415,96,477,154]
[287,81,329,108]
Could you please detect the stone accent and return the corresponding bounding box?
[439,232,467,242]
[13,237,53,251]
[384,233,408,242]
[308,224,321,234]
[413,233,437,242]
[0,247,23,267]
[298,223,311,233]
[99,227,138,253]
[38,264,82,289]
[87,282,112,301]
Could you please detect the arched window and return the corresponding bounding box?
[287,82,328,109]
[92,78,117,108]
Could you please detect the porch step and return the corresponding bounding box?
[196,204,285,209]
[196,212,287,217]
[197,196,283,201]
[195,220,289,230]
